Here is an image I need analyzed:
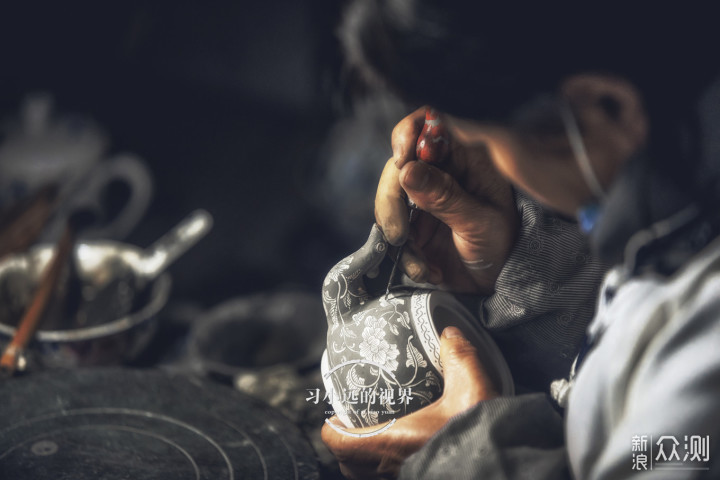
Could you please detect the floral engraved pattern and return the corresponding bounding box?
[359,317,400,372]
[322,225,444,427]
[324,290,444,427]
[324,255,352,286]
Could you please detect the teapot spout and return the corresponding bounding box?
[321,224,388,326]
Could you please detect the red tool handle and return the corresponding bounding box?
[415,107,449,165]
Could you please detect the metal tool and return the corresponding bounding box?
[386,108,449,294]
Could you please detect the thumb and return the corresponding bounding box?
[400,161,491,237]
[439,326,497,409]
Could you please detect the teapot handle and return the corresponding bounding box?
[86,154,153,239]
[322,223,388,323]
[47,153,153,241]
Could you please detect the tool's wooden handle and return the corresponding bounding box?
[0,185,59,261]
[0,223,75,375]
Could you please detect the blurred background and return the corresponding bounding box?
[0,0,388,300]
[0,2,412,477]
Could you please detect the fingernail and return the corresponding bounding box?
[442,326,463,339]
[382,222,405,246]
[403,258,428,283]
[403,162,429,190]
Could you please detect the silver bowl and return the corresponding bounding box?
[0,210,211,370]
[0,241,172,370]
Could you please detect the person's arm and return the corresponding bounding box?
[380,108,608,387]
[395,192,604,480]
[479,191,609,389]
[399,393,570,479]
[375,107,519,295]
[322,109,606,478]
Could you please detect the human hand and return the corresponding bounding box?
[376,107,518,294]
[321,326,497,479]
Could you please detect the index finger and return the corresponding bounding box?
[392,106,426,168]
[376,157,411,246]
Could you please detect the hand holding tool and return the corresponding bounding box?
[386,107,449,293]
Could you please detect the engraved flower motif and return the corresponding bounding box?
[324,256,353,286]
[359,316,399,371]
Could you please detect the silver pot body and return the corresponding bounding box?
[0,242,172,369]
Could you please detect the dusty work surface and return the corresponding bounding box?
[0,368,319,479]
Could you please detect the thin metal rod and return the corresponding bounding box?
[385,207,416,295]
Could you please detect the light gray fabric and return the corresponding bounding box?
[567,236,720,479]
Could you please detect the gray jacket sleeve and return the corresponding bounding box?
[399,394,570,480]
[480,191,608,389]
[400,192,607,479]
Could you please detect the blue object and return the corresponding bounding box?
[577,202,603,234]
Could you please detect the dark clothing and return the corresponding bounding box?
[400,79,720,479]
